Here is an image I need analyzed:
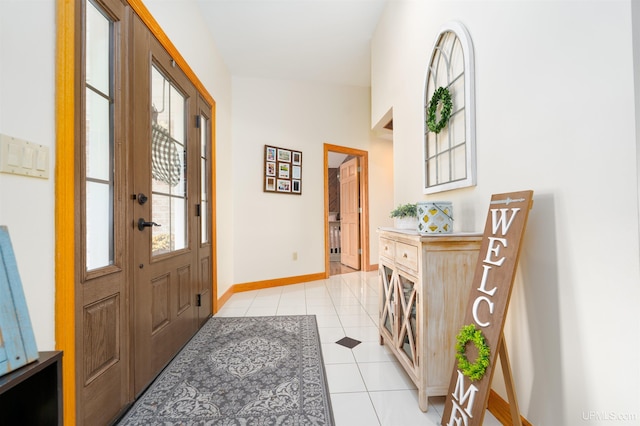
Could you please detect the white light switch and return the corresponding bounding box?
[36,149,47,171]
[7,143,21,167]
[22,146,34,169]
[0,134,49,179]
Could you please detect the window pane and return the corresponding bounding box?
[151,123,186,197]
[201,199,208,244]
[85,1,113,271]
[152,194,171,255]
[86,89,111,181]
[436,133,449,154]
[200,115,209,244]
[151,65,187,256]
[450,38,464,78]
[427,158,437,187]
[86,181,113,269]
[451,145,467,182]
[171,196,187,250]
[426,133,436,159]
[450,108,466,147]
[151,194,186,254]
[201,157,208,244]
[437,151,450,184]
[86,4,110,94]
[170,85,185,144]
[450,77,465,111]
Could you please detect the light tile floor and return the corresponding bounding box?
[215,270,501,426]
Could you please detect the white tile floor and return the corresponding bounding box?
[215,270,502,426]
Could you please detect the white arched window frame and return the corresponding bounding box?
[423,21,476,194]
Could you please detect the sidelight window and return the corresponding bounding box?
[199,114,210,244]
[85,2,114,271]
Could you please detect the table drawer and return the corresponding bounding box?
[395,241,419,272]
[380,237,395,260]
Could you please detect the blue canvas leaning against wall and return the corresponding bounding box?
[0,226,38,376]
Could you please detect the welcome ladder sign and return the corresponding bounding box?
[441,190,533,426]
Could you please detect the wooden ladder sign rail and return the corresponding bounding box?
[499,331,523,426]
[441,190,534,426]
[0,226,39,376]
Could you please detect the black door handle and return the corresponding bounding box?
[138,218,161,231]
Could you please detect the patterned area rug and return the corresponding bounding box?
[117,315,334,425]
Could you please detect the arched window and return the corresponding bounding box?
[424,21,476,194]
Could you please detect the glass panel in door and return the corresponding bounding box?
[398,274,417,365]
[85,4,113,271]
[380,265,395,337]
[200,114,209,244]
[150,66,187,255]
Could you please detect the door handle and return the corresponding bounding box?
[137,218,161,231]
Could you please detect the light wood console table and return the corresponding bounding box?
[378,228,481,411]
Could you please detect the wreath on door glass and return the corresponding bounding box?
[426,86,452,133]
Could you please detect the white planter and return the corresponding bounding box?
[394,216,419,230]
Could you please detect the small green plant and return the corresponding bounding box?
[390,203,417,218]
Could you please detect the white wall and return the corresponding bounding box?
[369,135,395,251]
[231,77,393,284]
[0,0,56,350]
[372,1,640,425]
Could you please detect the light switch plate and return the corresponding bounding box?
[0,134,49,179]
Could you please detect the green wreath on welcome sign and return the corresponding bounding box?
[455,324,491,381]
[426,86,453,133]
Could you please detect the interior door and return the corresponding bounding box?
[340,157,360,269]
[131,15,200,394]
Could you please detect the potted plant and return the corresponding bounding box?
[390,203,418,230]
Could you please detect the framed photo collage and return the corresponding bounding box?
[264,145,302,194]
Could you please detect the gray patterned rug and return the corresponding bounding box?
[117,315,334,425]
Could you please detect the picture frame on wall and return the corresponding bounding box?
[266,162,276,176]
[266,146,276,162]
[266,177,276,191]
[277,179,291,192]
[292,151,302,165]
[279,163,290,178]
[277,148,291,163]
[264,145,302,195]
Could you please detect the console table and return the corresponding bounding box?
[378,228,481,411]
[0,351,63,425]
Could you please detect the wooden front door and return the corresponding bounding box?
[131,15,208,395]
[340,157,360,270]
[75,3,213,424]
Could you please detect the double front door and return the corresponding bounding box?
[78,3,213,424]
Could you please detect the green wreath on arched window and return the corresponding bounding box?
[455,324,491,381]
[426,86,452,133]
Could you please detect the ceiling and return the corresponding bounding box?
[195,0,388,87]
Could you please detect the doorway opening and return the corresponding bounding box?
[323,144,370,277]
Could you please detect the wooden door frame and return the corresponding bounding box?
[55,1,217,423]
[323,143,373,277]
